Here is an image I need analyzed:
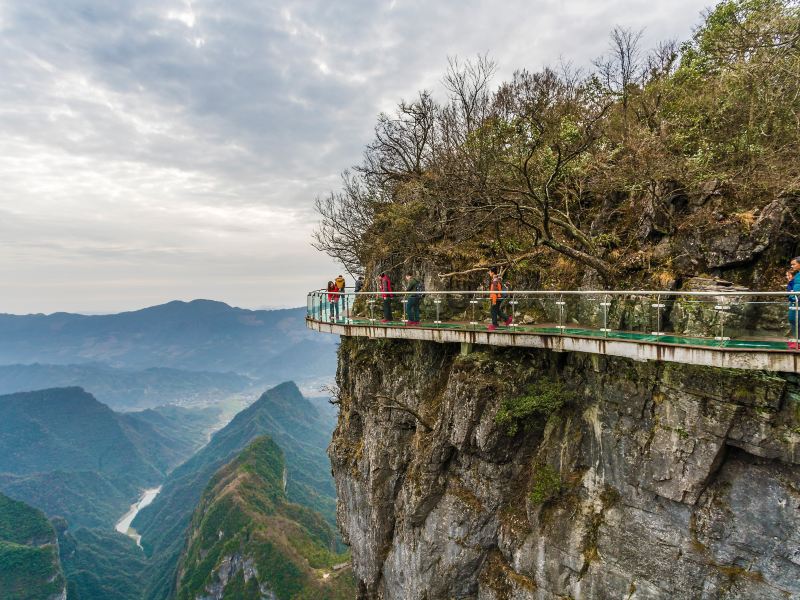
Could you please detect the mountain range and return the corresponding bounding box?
[0,363,253,411]
[134,381,339,599]
[0,387,218,528]
[0,300,336,387]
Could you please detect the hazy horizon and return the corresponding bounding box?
[0,296,308,316]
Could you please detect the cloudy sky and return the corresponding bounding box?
[0,0,710,314]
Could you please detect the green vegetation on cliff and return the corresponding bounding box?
[316,0,799,290]
[176,436,354,600]
[0,493,65,600]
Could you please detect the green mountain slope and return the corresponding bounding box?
[175,437,354,600]
[0,388,215,528]
[134,381,338,599]
[0,493,66,600]
[54,519,147,600]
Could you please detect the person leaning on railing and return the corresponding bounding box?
[788,257,800,349]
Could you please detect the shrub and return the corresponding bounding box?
[528,465,562,505]
[494,380,575,436]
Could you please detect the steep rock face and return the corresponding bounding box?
[329,338,800,599]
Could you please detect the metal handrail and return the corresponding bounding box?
[311,289,797,298]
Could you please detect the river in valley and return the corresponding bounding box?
[114,487,161,549]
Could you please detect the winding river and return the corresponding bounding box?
[114,487,161,549]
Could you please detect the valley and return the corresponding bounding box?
[0,301,341,599]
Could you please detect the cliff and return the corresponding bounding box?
[329,337,800,599]
[175,436,355,600]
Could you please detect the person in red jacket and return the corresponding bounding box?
[488,266,512,331]
[379,272,393,323]
[327,281,340,322]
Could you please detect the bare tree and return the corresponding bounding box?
[594,26,644,118]
[312,171,376,276]
[359,91,438,188]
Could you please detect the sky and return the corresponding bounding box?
[0,0,711,314]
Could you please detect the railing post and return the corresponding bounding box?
[470,295,479,329]
[401,296,408,323]
[652,294,665,336]
[434,297,442,325]
[368,297,375,323]
[600,294,611,337]
[556,294,566,334]
[509,292,519,328]
[714,300,731,347]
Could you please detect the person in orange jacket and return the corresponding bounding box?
[335,274,347,318]
[488,266,512,331]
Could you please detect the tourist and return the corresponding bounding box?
[404,273,422,325]
[488,267,512,331]
[335,274,346,318]
[788,258,800,348]
[379,272,393,323]
[354,275,364,294]
[327,280,340,322]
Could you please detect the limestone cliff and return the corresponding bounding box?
[329,337,800,599]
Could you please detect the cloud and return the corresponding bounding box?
[0,0,710,313]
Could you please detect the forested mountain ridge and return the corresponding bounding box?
[0,387,214,529]
[0,492,66,600]
[134,381,339,599]
[0,301,336,386]
[175,436,354,600]
[315,0,799,293]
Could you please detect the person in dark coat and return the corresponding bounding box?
[404,273,421,325]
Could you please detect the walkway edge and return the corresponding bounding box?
[306,319,800,374]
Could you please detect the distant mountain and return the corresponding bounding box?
[0,388,217,528]
[0,492,66,600]
[175,437,354,600]
[134,381,339,599]
[0,300,337,385]
[0,363,252,411]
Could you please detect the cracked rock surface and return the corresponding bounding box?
[329,338,800,599]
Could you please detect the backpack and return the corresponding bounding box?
[414,280,425,299]
[500,281,510,299]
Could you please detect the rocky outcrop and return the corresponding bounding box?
[329,338,800,599]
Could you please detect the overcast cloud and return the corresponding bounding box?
[0,0,709,314]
